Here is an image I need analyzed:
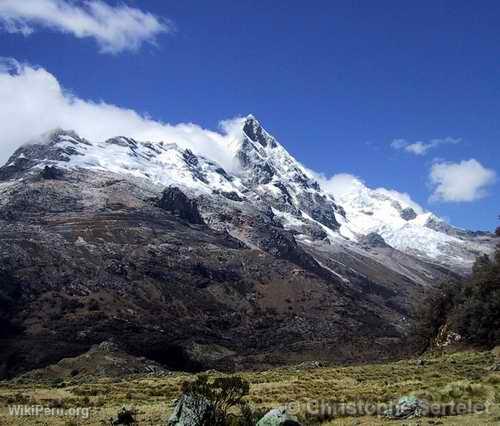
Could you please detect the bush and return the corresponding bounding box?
[180,375,252,425]
[108,407,137,425]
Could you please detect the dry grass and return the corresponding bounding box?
[0,350,499,425]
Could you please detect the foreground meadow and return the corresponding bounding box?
[0,350,499,425]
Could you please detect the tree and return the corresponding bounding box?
[413,280,459,350]
[448,250,500,346]
[415,217,500,349]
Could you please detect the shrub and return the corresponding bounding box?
[108,407,137,425]
[180,375,251,425]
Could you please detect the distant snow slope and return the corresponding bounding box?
[328,175,492,268]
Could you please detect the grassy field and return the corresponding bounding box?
[0,350,499,425]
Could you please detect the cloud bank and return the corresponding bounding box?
[1,58,495,210]
[429,159,496,202]
[308,172,425,214]
[0,0,171,54]
[391,137,461,156]
[0,58,242,169]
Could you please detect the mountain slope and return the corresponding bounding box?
[0,116,495,377]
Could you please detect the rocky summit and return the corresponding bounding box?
[0,116,496,378]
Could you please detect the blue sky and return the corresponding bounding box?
[0,0,499,230]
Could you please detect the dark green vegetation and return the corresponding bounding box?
[179,375,262,425]
[417,246,500,349]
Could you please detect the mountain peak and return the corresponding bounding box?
[242,115,277,149]
[22,128,84,147]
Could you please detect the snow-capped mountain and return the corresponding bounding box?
[1,116,494,272]
[0,115,497,376]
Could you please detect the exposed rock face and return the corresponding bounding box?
[158,187,205,225]
[360,232,390,248]
[243,116,278,149]
[40,165,64,180]
[400,207,417,221]
[235,117,342,231]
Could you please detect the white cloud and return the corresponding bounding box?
[391,137,460,156]
[429,159,497,202]
[373,187,424,214]
[0,58,243,170]
[390,138,408,150]
[0,0,171,54]
[308,171,424,214]
[315,173,363,198]
[405,142,431,155]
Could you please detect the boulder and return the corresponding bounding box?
[384,395,426,419]
[256,406,301,426]
[167,394,212,426]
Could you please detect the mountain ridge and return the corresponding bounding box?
[2,116,493,271]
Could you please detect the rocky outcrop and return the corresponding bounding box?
[360,232,390,248]
[15,340,170,381]
[158,187,205,225]
[400,207,417,221]
[40,165,64,180]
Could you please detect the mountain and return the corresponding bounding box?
[331,177,493,273]
[0,116,495,378]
